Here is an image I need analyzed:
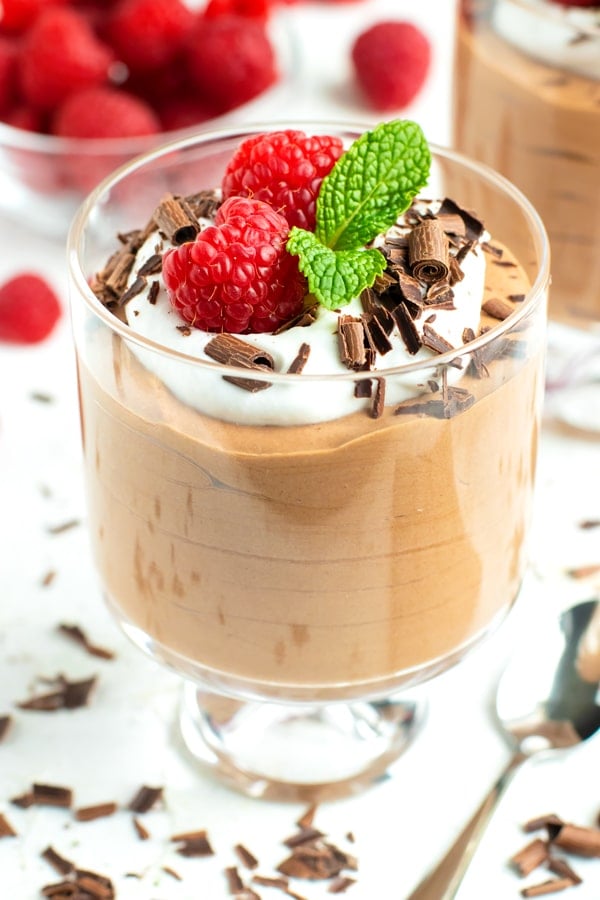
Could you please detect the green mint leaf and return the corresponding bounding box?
[287,228,386,310]
[316,120,431,252]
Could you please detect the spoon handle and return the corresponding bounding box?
[408,751,526,900]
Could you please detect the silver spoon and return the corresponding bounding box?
[409,598,600,900]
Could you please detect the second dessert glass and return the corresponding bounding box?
[453,0,600,433]
[68,123,549,801]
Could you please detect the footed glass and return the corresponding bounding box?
[68,123,549,800]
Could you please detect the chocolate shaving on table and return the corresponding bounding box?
[520,877,575,896]
[354,379,372,399]
[47,518,80,535]
[0,714,12,741]
[370,377,385,420]
[287,342,311,375]
[277,838,357,881]
[566,563,600,579]
[296,805,318,829]
[225,866,246,893]
[132,816,150,840]
[547,857,582,885]
[392,302,421,356]
[284,827,326,848]
[171,829,215,857]
[42,847,75,876]
[551,823,600,857]
[41,569,56,587]
[0,813,16,838]
[162,866,183,881]
[17,675,97,711]
[205,334,275,392]
[253,874,289,889]
[11,790,34,808]
[328,875,356,893]
[523,814,565,834]
[510,838,550,876]
[176,324,192,336]
[235,843,259,869]
[31,391,54,403]
[361,313,392,356]
[408,220,449,283]
[338,315,367,370]
[128,784,163,813]
[58,623,115,660]
[483,297,515,321]
[437,197,485,242]
[153,193,200,245]
[75,802,118,822]
[579,519,600,530]
[147,280,159,305]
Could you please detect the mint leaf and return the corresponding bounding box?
[316,120,430,251]
[287,228,386,310]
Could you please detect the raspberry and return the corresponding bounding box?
[0,273,62,343]
[0,0,65,34]
[163,196,306,334]
[548,0,597,5]
[185,15,276,113]
[20,7,113,110]
[0,37,18,115]
[222,130,344,231]
[105,0,195,73]
[157,96,217,132]
[351,21,431,111]
[53,85,160,139]
[204,0,271,18]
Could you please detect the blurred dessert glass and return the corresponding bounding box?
[453,0,600,432]
[68,124,549,800]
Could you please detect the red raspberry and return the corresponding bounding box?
[105,0,195,73]
[351,21,431,111]
[53,85,160,139]
[204,0,271,18]
[0,37,18,115]
[158,96,217,132]
[185,15,276,113]
[222,130,344,231]
[19,7,114,110]
[163,197,306,334]
[0,273,62,343]
[0,0,66,34]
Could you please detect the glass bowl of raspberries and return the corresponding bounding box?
[0,0,298,236]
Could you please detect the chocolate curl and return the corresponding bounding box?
[204,334,274,393]
[153,193,199,245]
[409,220,449,283]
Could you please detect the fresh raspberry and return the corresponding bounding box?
[158,96,217,132]
[204,0,271,18]
[351,21,431,111]
[1,104,45,130]
[53,85,160,139]
[0,273,62,343]
[0,0,66,34]
[105,0,196,72]
[163,196,306,334]
[19,7,114,110]
[222,130,344,231]
[185,15,276,113]
[0,37,18,115]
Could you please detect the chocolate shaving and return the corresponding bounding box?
[297,805,318,829]
[273,304,318,334]
[510,838,550,876]
[435,212,467,237]
[524,814,565,834]
[253,875,289,889]
[552,823,600,857]
[42,846,75,876]
[396,271,424,307]
[277,838,357,881]
[354,379,372,399]
[437,197,485,242]
[509,293,526,303]
[425,279,455,309]
[370,377,385,420]
[0,714,12,741]
[547,857,582,885]
[41,570,56,587]
[483,297,515,321]
[328,875,356,893]
[75,802,118,822]
[132,817,150,840]
[482,241,504,258]
[74,869,114,899]
[566,563,600,579]
[421,324,461,369]
[171,829,215,857]
[185,189,221,220]
[137,253,162,277]
[0,813,16,837]
[147,280,159,305]
[409,220,449,283]
[361,313,392,356]
[17,675,97,711]
[58,624,115,660]
[103,250,136,299]
[47,519,80,535]
[225,866,245,892]
[176,324,192,335]
[119,275,146,306]
[24,783,74,809]
[284,828,325,848]
[162,866,182,881]
[128,784,163,813]
[235,843,259,869]
[153,193,199,245]
[205,334,274,392]
[393,302,422,355]
[520,878,575,896]
[394,385,474,420]
[287,343,311,375]
[338,316,367,370]
[448,256,465,285]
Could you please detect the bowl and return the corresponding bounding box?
[0,14,299,239]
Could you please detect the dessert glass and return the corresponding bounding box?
[68,123,549,801]
[453,0,600,432]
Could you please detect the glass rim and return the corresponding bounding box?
[67,119,550,385]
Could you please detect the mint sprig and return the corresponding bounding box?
[287,120,431,309]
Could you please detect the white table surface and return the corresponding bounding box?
[1,1,599,897]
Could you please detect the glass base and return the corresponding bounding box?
[179,682,427,802]
[545,322,600,436]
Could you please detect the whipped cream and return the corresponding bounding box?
[121,201,488,426]
[492,0,600,80]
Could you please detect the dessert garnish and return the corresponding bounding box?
[57,622,115,660]
[287,119,431,310]
[16,674,97,711]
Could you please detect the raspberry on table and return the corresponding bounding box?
[19,7,113,110]
[163,197,306,334]
[351,21,431,111]
[0,273,62,344]
[105,0,196,73]
[185,14,277,113]
[222,130,344,231]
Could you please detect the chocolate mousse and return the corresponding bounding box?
[73,124,547,700]
[454,0,600,328]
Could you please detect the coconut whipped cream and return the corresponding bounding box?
[492,0,600,80]
[120,201,488,426]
